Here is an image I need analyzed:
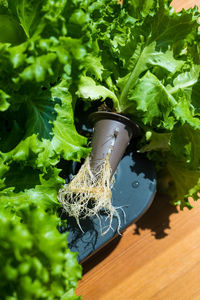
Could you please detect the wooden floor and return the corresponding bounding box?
[77,193,200,299]
[76,1,200,299]
[172,0,200,10]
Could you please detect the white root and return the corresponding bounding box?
[57,156,124,235]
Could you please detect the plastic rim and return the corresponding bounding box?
[89,111,141,137]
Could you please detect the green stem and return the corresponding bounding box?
[118,49,146,113]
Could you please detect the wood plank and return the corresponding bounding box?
[77,195,200,299]
[171,0,200,10]
[76,1,200,299]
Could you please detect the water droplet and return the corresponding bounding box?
[132,181,140,188]
[149,182,155,191]
[114,127,119,136]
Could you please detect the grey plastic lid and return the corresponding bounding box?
[65,148,156,263]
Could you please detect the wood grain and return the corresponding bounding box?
[171,0,200,10]
[76,1,200,299]
[77,195,200,299]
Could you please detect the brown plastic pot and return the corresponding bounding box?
[89,111,140,178]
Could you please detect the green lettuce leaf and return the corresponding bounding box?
[77,76,119,110]
[0,1,90,298]
[1,1,200,298]
[127,71,177,129]
[166,157,200,209]
[0,203,81,300]
[74,0,200,207]
[1,77,89,170]
[0,89,10,111]
[140,131,171,152]
[0,166,63,210]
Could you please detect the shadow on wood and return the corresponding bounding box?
[81,193,179,274]
[82,235,122,274]
[134,192,178,239]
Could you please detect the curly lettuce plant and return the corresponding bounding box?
[0,0,90,298]
[59,0,200,230]
[1,0,200,298]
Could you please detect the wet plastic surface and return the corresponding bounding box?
[65,147,156,263]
